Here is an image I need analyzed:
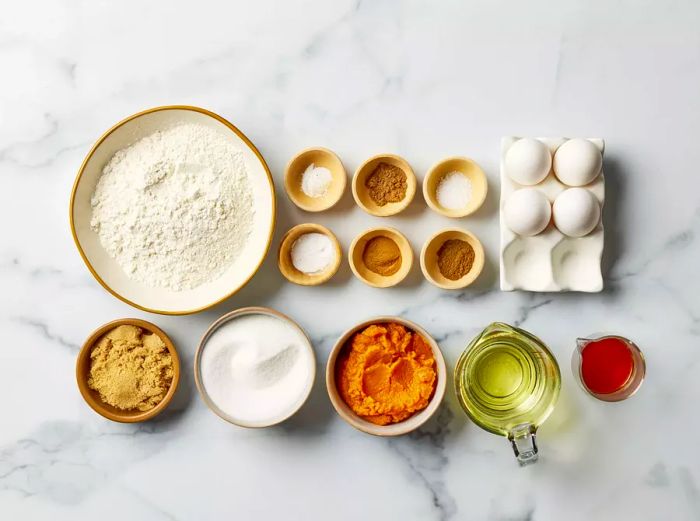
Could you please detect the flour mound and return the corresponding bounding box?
[90,123,254,291]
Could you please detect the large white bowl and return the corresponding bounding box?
[70,106,276,315]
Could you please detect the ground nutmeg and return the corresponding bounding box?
[436,239,475,280]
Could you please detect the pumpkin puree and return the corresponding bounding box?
[336,323,437,425]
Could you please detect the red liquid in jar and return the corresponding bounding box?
[580,337,634,394]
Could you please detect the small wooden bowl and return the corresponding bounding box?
[326,316,447,436]
[284,147,346,212]
[352,154,416,216]
[420,228,485,289]
[76,318,180,423]
[278,223,342,285]
[423,156,488,218]
[349,227,413,288]
[194,307,316,428]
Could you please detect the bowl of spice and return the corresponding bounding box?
[194,307,316,428]
[349,227,413,288]
[326,317,446,436]
[278,223,342,285]
[76,318,180,422]
[352,154,416,216]
[284,147,346,212]
[423,156,488,218]
[420,229,485,289]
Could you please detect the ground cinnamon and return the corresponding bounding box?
[365,162,407,206]
[437,239,475,280]
[363,236,402,276]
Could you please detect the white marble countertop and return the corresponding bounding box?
[2,1,700,519]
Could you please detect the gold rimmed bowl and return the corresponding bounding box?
[70,105,276,315]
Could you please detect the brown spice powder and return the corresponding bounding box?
[437,239,475,280]
[365,162,407,206]
[363,236,402,276]
[88,325,174,411]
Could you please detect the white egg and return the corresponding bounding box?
[504,138,552,185]
[552,188,601,237]
[504,188,552,237]
[552,138,602,186]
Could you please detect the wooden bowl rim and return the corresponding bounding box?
[352,153,416,217]
[420,228,485,289]
[277,223,342,285]
[348,227,413,288]
[283,146,346,212]
[423,156,488,218]
[75,318,181,423]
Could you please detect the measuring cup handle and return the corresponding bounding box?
[509,423,538,466]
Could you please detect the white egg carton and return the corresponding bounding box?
[500,137,605,292]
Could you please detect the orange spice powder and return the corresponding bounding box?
[336,323,437,425]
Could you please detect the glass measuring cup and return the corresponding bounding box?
[572,334,645,402]
[455,322,561,465]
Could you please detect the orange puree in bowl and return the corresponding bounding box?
[336,323,437,425]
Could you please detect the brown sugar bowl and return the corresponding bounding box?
[76,318,180,423]
[284,147,346,212]
[352,154,416,216]
[349,227,413,288]
[278,223,342,285]
[420,228,485,289]
[325,316,447,436]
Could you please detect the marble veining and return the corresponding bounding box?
[2,0,700,519]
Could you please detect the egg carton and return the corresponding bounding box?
[500,137,605,292]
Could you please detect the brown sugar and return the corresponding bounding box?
[87,325,173,411]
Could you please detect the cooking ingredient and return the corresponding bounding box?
[504,188,551,236]
[199,313,314,425]
[455,322,560,438]
[553,138,602,186]
[552,188,600,237]
[88,324,174,411]
[436,172,472,210]
[580,337,634,395]
[90,122,254,291]
[336,323,437,425]
[437,239,475,280]
[365,162,407,206]
[505,138,552,185]
[301,163,332,198]
[362,236,402,276]
[291,232,335,274]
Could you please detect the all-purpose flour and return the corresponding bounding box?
[90,123,254,291]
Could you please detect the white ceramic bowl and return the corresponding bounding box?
[70,106,275,314]
[194,307,316,428]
